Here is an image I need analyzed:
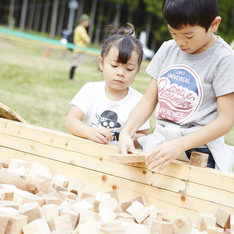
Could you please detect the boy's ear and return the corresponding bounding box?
[99,57,103,71]
[210,16,221,33]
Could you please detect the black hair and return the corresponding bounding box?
[162,0,219,31]
[101,23,143,69]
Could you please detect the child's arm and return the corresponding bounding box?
[119,78,158,153]
[132,129,149,149]
[65,105,113,144]
[146,92,234,170]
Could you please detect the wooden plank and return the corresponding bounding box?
[0,103,27,123]
[1,132,233,208]
[0,146,233,224]
[0,118,234,224]
[108,154,146,163]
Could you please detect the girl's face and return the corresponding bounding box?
[99,46,139,93]
[168,17,220,54]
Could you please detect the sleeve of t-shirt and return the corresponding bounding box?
[213,54,234,97]
[69,82,93,115]
[146,41,170,80]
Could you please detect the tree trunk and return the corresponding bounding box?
[114,4,121,27]
[41,1,50,33]
[75,0,85,24]
[94,0,105,45]
[9,0,15,28]
[19,0,28,30]
[56,1,67,35]
[145,13,152,47]
[88,0,98,41]
[34,2,42,31]
[27,0,36,29]
[50,0,59,36]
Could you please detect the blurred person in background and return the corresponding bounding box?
[69,14,90,82]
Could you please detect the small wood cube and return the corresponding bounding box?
[190,151,209,168]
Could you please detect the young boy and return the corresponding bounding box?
[118,0,234,172]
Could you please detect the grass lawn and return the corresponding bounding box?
[0,36,233,147]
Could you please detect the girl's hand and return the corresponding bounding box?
[146,139,184,171]
[88,126,114,144]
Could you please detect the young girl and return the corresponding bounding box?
[118,0,234,172]
[65,23,149,146]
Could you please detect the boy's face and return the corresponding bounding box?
[168,24,217,54]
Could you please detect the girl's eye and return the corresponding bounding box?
[127,68,134,71]
[187,36,194,39]
[111,64,118,68]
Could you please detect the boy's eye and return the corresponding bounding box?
[187,36,194,39]
[111,64,118,68]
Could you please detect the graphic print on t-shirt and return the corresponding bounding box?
[91,110,121,141]
[157,65,203,124]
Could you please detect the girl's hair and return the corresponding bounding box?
[101,23,143,68]
[162,0,219,31]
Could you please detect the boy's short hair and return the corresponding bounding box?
[162,0,219,31]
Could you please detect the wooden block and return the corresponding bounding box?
[0,102,28,123]
[53,175,69,188]
[4,213,28,234]
[0,190,14,201]
[40,204,59,222]
[124,223,150,234]
[8,158,28,171]
[22,218,50,234]
[78,209,101,224]
[49,214,73,232]
[230,214,234,233]
[172,213,192,234]
[108,153,146,164]
[72,200,93,211]
[215,208,231,228]
[100,221,125,233]
[117,212,135,224]
[36,180,55,195]
[206,225,224,234]
[0,215,9,234]
[190,151,209,168]
[99,206,117,223]
[29,162,52,180]
[126,201,150,224]
[120,201,131,212]
[68,178,86,195]
[60,209,79,229]
[130,195,150,207]
[76,220,100,234]
[197,212,217,231]
[44,196,61,205]
[0,170,43,194]
[98,197,118,212]
[150,220,173,234]
[20,201,42,223]
[0,200,19,210]
[0,184,44,206]
[59,190,77,201]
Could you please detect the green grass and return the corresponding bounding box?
[0,37,233,147]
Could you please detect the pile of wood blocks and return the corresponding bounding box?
[0,159,233,234]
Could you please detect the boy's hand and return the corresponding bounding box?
[146,139,184,171]
[89,126,114,144]
[118,131,137,154]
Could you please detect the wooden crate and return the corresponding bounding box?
[0,117,233,223]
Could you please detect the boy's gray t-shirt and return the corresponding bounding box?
[146,37,234,127]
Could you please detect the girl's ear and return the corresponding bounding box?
[210,16,221,33]
[99,57,103,71]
